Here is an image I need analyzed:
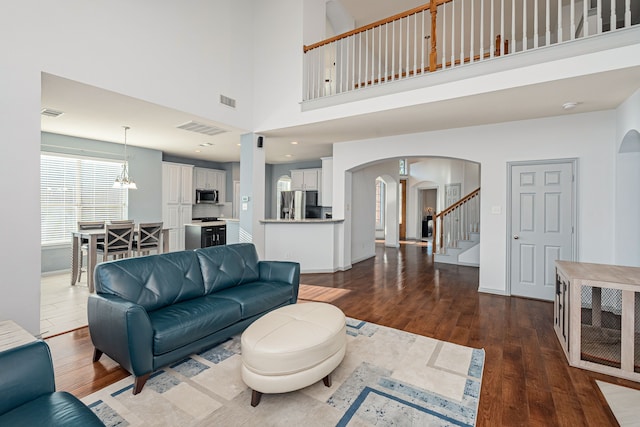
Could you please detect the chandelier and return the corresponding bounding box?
[113,126,137,190]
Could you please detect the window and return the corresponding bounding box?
[41,153,128,245]
[375,177,385,230]
[399,159,408,176]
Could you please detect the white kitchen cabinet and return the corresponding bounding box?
[163,162,194,251]
[291,168,321,191]
[193,167,226,202]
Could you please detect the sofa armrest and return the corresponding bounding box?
[258,261,300,303]
[88,294,154,377]
[0,340,56,416]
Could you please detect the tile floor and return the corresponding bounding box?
[40,272,89,338]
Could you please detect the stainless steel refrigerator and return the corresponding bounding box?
[280,190,305,220]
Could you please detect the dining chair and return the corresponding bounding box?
[77,221,105,283]
[97,223,135,261]
[135,222,163,256]
[109,219,134,224]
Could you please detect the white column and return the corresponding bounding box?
[239,133,266,258]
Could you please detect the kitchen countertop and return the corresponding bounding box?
[260,218,343,224]
[187,221,227,227]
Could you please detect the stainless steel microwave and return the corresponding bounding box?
[195,189,219,204]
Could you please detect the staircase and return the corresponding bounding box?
[433,188,480,267]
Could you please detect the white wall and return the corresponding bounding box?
[333,111,616,294]
[1,0,254,334]
[350,161,399,263]
[614,89,640,266]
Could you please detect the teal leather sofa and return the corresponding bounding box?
[88,243,300,394]
[0,340,104,426]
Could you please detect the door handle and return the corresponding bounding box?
[513,235,519,239]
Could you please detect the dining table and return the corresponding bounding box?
[70,227,170,292]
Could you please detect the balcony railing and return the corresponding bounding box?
[303,0,639,101]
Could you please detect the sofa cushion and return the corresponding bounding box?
[94,251,205,312]
[196,243,260,294]
[0,393,104,426]
[210,281,295,319]
[148,295,242,355]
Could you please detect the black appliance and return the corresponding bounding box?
[186,220,226,249]
[195,189,219,204]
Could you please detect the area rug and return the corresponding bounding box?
[82,318,485,426]
[298,284,352,303]
[596,380,640,426]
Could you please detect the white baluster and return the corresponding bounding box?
[421,10,425,72]
[460,0,465,63]
[558,0,563,43]
[352,36,356,90]
[451,0,456,66]
[364,29,369,87]
[470,0,475,63]
[626,0,631,27]
[385,23,389,82]
[358,32,362,88]
[392,20,396,80]
[414,13,418,76]
[511,0,516,52]
[398,18,403,78]
[443,2,447,69]
[524,0,529,49]
[378,25,382,84]
[583,0,589,36]
[480,0,484,60]
[546,0,551,45]
[534,0,539,48]
[596,0,602,33]
[501,0,505,54]
[406,16,410,78]
[571,0,576,40]
[611,0,617,31]
[491,0,495,57]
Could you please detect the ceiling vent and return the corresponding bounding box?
[176,121,227,137]
[220,94,236,108]
[41,108,64,118]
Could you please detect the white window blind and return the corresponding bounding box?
[41,154,128,245]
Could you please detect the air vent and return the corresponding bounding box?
[176,121,227,136]
[41,108,64,118]
[220,94,236,108]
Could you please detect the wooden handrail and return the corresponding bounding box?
[303,0,453,53]
[433,187,480,254]
[435,187,480,220]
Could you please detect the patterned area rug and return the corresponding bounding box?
[82,319,485,426]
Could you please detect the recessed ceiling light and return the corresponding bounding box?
[562,102,579,110]
[199,142,214,147]
[291,141,299,145]
[236,143,241,147]
[285,154,292,158]
[195,149,201,153]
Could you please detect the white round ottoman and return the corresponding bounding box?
[241,302,347,407]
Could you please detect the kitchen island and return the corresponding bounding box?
[261,218,344,273]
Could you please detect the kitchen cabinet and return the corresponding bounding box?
[291,168,321,191]
[193,167,226,203]
[162,162,194,251]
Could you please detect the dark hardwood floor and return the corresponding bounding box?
[47,241,638,426]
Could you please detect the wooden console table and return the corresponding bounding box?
[555,261,640,382]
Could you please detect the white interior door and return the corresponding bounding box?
[510,161,575,300]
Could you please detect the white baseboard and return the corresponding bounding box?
[477,287,509,296]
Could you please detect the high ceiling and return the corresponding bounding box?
[40,1,640,164]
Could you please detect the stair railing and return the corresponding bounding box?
[433,187,480,255]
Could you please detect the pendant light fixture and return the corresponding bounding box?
[113,126,137,190]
